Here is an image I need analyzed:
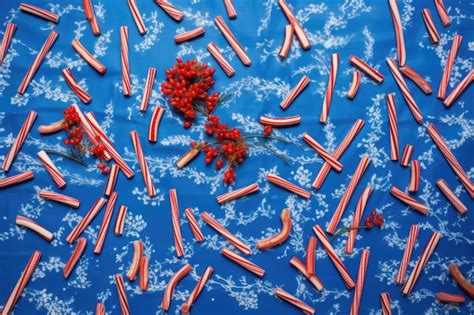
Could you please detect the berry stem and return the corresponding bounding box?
[329,226,368,242]
[43,149,87,166]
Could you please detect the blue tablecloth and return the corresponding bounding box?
[1,0,473,314]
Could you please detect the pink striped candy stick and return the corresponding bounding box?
[39,190,80,208]
[305,236,317,274]
[184,208,205,242]
[130,130,156,197]
[380,292,392,315]
[444,70,474,107]
[19,3,59,23]
[139,256,149,291]
[155,0,184,22]
[274,288,315,315]
[169,189,185,257]
[436,292,465,304]
[347,71,361,99]
[388,0,406,67]
[216,183,259,204]
[72,105,101,149]
[400,144,414,167]
[421,9,440,44]
[280,75,310,110]
[148,106,164,142]
[320,53,339,124]
[183,266,214,309]
[161,264,192,311]
[434,0,451,26]
[0,171,34,188]
[400,65,433,94]
[289,257,324,291]
[0,22,16,64]
[408,160,420,193]
[126,240,143,281]
[177,148,200,169]
[221,247,265,277]
[120,26,131,96]
[175,27,205,43]
[115,274,130,315]
[114,205,128,235]
[266,174,311,199]
[104,164,119,196]
[436,179,467,215]
[62,68,92,104]
[95,302,105,315]
[93,192,118,254]
[346,185,373,254]
[437,35,462,100]
[350,249,370,315]
[207,42,235,77]
[386,94,399,161]
[390,186,429,214]
[224,0,237,19]
[214,15,251,66]
[72,39,106,74]
[37,150,66,188]
[278,0,311,50]
[139,67,156,112]
[127,0,147,34]
[66,197,107,243]
[16,215,54,241]
[259,115,301,127]
[278,24,294,59]
[63,237,87,278]
[349,55,384,84]
[83,0,101,35]
[395,224,419,284]
[256,208,292,251]
[303,132,343,172]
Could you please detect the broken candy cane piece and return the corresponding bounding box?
[72,39,106,74]
[390,186,429,214]
[278,24,294,59]
[408,160,420,193]
[346,185,373,254]
[115,274,131,315]
[421,9,440,44]
[380,292,392,315]
[126,240,143,281]
[104,164,119,197]
[289,257,324,291]
[400,144,414,167]
[278,0,311,50]
[350,249,370,315]
[139,256,149,291]
[37,150,67,188]
[184,208,205,242]
[19,3,59,23]
[388,0,406,67]
[400,65,433,94]
[176,147,200,168]
[221,247,265,277]
[66,196,107,243]
[130,130,156,197]
[182,266,214,310]
[216,183,259,204]
[443,70,474,108]
[39,190,80,208]
[207,42,235,77]
[16,215,53,241]
[280,75,310,110]
[349,55,384,84]
[303,132,343,172]
[305,236,317,275]
[320,53,339,124]
[169,189,185,257]
[436,292,465,304]
[82,0,101,35]
[437,35,462,100]
[127,0,147,35]
[274,288,315,315]
[38,119,64,135]
[63,237,87,278]
[148,106,164,142]
[395,224,419,285]
[120,26,131,96]
[223,0,237,19]
[448,263,474,299]
[347,71,361,99]
[62,68,92,104]
[0,171,34,188]
[93,192,118,254]
[114,205,128,235]
[259,115,301,127]
[256,208,292,250]
[214,16,251,66]
[0,22,17,64]
[140,67,156,112]
[434,0,451,27]
[386,94,399,161]
[266,174,311,199]
[155,0,184,22]
[174,27,205,43]
[436,179,467,215]
[161,264,192,311]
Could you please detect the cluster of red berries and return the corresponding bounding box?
[365,210,384,229]
[161,58,220,128]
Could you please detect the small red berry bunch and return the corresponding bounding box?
[364,210,384,229]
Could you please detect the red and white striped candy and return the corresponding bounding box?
[444,70,474,107]
[16,215,53,241]
[386,58,424,124]
[130,130,156,197]
[183,266,214,309]
[19,3,59,23]
[216,183,259,204]
[0,170,34,188]
[224,0,237,19]
[93,192,118,254]
[280,75,310,110]
[155,0,184,22]
[72,39,106,74]
[402,231,441,295]
[436,179,467,215]
[278,24,294,59]
[214,15,251,66]
[303,133,343,172]
[139,67,156,112]
[349,55,384,84]
[320,53,339,124]
[289,257,324,291]
[120,26,131,96]
[177,148,200,169]
[39,190,80,208]
[388,0,406,67]
[436,292,465,304]
[347,71,361,99]
[278,0,311,50]
[17,30,58,95]
[37,150,66,188]
[184,208,205,242]
[63,237,87,278]
[221,247,265,277]
[313,224,355,289]
[175,27,205,43]
[350,249,370,315]
[148,106,164,143]
[274,288,314,315]
[126,240,143,281]
[400,144,414,167]
[95,303,105,315]
[104,164,119,196]
[38,119,64,135]
[0,22,16,64]
[408,160,420,193]
[426,124,473,198]
[169,189,185,257]
[207,42,235,77]
[434,0,451,27]
[161,264,192,311]
[114,205,128,235]
[400,65,433,94]
[2,110,37,172]
[305,236,317,275]
[1,250,41,315]
[115,274,130,315]
[346,185,372,254]
[380,292,392,315]
[266,174,311,199]
[259,115,300,127]
[327,156,370,234]
[66,197,107,243]
[72,105,101,149]
[201,211,251,255]
[127,0,147,35]
[386,94,399,161]
[395,224,419,285]
[312,119,365,189]
[62,68,92,104]
[139,256,149,291]
[390,186,429,214]
[437,35,462,100]
[256,208,292,250]
[83,0,101,35]
[421,9,440,44]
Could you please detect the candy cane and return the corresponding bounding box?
[104,164,119,197]
[390,186,429,214]
[216,183,259,204]
[426,124,474,198]
[408,160,420,193]
[115,274,130,315]
[184,208,205,242]
[280,75,310,110]
[169,189,185,257]
[448,263,474,299]
[313,224,355,289]
[385,94,399,161]
[214,16,251,66]
[266,174,311,199]
[139,256,149,291]
[278,24,294,59]
[139,67,156,112]
[388,0,406,67]
[289,257,324,291]
[161,264,192,311]
[16,215,53,241]
[327,156,370,234]
[349,55,384,84]
[437,34,462,100]
[38,119,64,135]
[62,68,92,104]
[71,104,101,149]
[127,0,147,35]
[305,236,317,275]
[0,22,16,64]
[444,70,474,107]
[278,0,311,50]
[175,27,205,43]
[39,190,80,208]
[120,26,131,96]
[0,171,34,188]
[259,115,300,127]
[130,130,156,197]
[400,65,433,94]
[37,150,66,188]
[421,9,440,44]
[256,208,292,250]
[2,110,37,172]
[346,186,373,254]
[201,211,251,255]
[303,132,343,172]
[436,292,465,304]
[82,0,101,35]
[221,247,265,277]
[19,3,59,23]
[17,30,58,95]
[66,197,107,243]
[207,42,235,77]
[434,0,451,27]
[380,292,392,315]
[183,266,214,309]
[400,144,414,167]
[126,240,143,281]
[177,148,200,169]
[395,224,419,285]
[274,288,315,315]
[148,106,164,142]
[93,192,118,254]
[114,205,128,235]
[155,0,184,22]
[402,231,441,295]
[95,303,105,315]
[72,39,106,74]
[350,249,370,315]
[320,53,339,124]
[312,119,365,189]
[436,179,467,215]
[224,0,237,19]
[347,71,361,100]
[1,251,41,315]
[63,237,87,278]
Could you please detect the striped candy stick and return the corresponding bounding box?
[221,247,265,277]
[320,53,339,124]
[207,42,235,77]
[93,192,118,254]
[305,236,317,275]
[388,0,406,67]
[169,189,185,257]
[72,105,102,150]
[224,0,237,19]
[114,205,128,235]
[421,9,440,44]
[444,70,473,107]
[408,160,420,193]
[82,0,101,35]
[66,197,107,243]
[214,16,251,66]
[16,215,54,241]
[63,237,87,278]
[0,171,34,188]
[139,256,149,291]
[216,183,259,204]
[62,68,92,104]
[400,144,414,167]
[303,132,343,172]
[175,27,205,43]
[104,164,119,196]
[350,249,370,315]
[395,224,419,285]
[349,55,384,84]
[177,147,200,169]
[390,186,429,214]
[386,94,399,161]
[380,292,392,315]
[184,208,205,242]
[37,150,67,188]
[38,119,64,135]
[274,288,315,315]
[19,3,59,23]
[289,257,324,291]
[280,75,310,110]
[183,266,214,309]
[278,0,311,50]
[155,0,184,22]
[266,174,311,199]
[161,264,192,311]
[400,65,433,94]
[436,292,465,304]
[126,240,143,281]
[148,106,165,143]
[0,22,16,64]
[72,39,106,74]
[130,130,156,197]
[434,0,451,26]
[127,0,147,34]
[95,302,105,315]
[448,264,474,299]
[278,24,294,59]
[436,179,467,215]
[120,26,131,96]
[2,110,37,171]
[115,274,130,315]
[346,185,373,254]
[259,115,301,127]
[256,208,292,250]
[39,190,80,208]
[347,71,361,99]
[139,67,156,112]
[437,34,462,100]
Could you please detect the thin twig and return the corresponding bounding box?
[43,149,87,166]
